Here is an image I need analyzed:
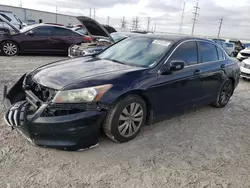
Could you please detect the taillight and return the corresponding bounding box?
[84,36,93,42]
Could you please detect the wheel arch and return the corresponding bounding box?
[1,40,20,49]
[114,90,153,125]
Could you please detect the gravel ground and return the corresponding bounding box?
[0,56,250,188]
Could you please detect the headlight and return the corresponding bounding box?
[52,84,112,103]
[241,61,246,67]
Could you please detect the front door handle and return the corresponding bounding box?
[193,69,200,75]
[221,64,226,68]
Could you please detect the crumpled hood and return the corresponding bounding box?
[32,57,137,90]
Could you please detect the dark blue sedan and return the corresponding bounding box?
[3,34,240,151]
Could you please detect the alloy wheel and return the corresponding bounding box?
[219,81,233,105]
[118,102,144,137]
[3,42,18,56]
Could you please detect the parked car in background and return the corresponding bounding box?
[0,15,87,56]
[3,34,240,150]
[211,39,230,55]
[229,39,245,57]
[102,24,117,33]
[225,42,235,56]
[237,48,250,61]
[68,16,129,57]
[240,58,250,79]
[243,43,250,49]
[0,10,23,29]
[72,27,88,35]
[69,31,139,57]
[23,19,37,26]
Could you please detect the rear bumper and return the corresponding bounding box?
[3,81,107,151]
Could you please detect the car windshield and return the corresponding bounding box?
[98,37,171,67]
[20,24,39,33]
[110,33,128,42]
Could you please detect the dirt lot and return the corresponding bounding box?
[0,56,250,188]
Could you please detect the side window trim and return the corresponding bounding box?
[160,39,227,73]
[197,40,226,64]
[26,26,54,36]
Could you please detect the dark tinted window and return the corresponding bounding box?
[169,41,198,65]
[0,14,11,21]
[199,41,218,63]
[217,47,225,60]
[33,26,53,36]
[53,27,72,36]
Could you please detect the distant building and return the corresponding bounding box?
[0,4,79,26]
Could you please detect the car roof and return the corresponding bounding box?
[111,31,140,37]
[131,34,206,42]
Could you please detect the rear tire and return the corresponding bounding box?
[211,79,234,108]
[1,41,19,56]
[103,95,147,143]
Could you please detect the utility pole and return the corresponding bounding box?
[94,9,96,20]
[179,2,186,34]
[191,1,200,35]
[217,18,223,38]
[56,6,58,23]
[89,8,92,18]
[154,22,156,32]
[132,17,139,30]
[147,17,150,32]
[121,16,126,30]
[19,0,22,7]
[107,16,110,25]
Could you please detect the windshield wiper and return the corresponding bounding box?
[105,58,126,65]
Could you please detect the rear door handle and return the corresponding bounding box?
[193,69,200,75]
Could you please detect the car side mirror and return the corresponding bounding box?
[161,60,185,75]
[27,30,34,36]
[169,60,185,71]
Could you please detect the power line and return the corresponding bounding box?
[179,2,186,34]
[191,1,200,35]
[217,18,223,38]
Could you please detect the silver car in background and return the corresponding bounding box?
[225,42,235,56]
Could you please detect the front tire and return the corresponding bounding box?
[1,41,19,56]
[211,79,234,108]
[103,95,147,143]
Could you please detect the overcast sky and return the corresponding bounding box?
[1,0,250,39]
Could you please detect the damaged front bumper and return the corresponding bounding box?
[3,75,107,151]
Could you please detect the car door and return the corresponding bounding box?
[20,26,54,52]
[50,27,76,53]
[197,41,227,101]
[150,40,203,118]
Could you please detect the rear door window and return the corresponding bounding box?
[53,27,72,36]
[33,26,53,36]
[169,41,198,65]
[217,47,225,60]
[198,41,219,63]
